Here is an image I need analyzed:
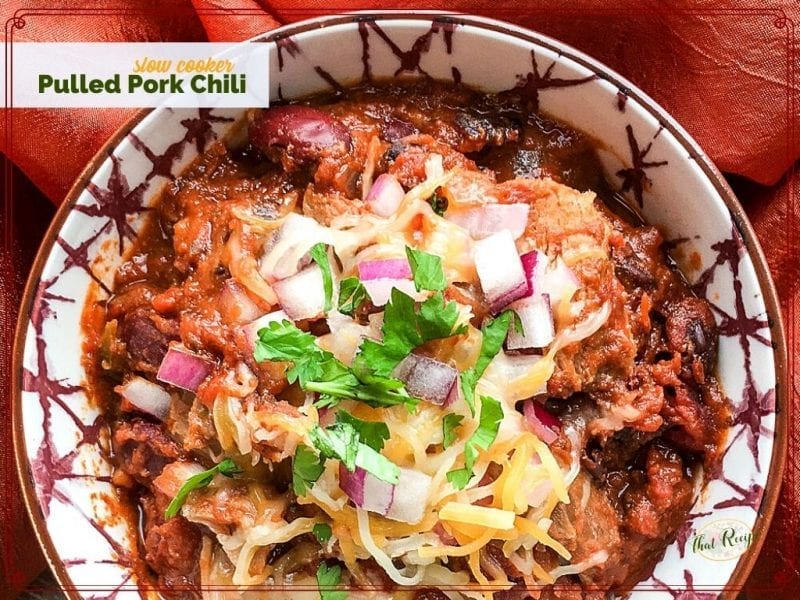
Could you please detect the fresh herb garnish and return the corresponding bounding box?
[313,522,333,544]
[310,423,359,471]
[446,395,504,490]
[337,276,368,317]
[442,413,464,449]
[255,320,418,410]
[316,562,348,600]
[428,191,448,217]
[164,458,241,519]
[336,410,390,451]
[292,443,326,496]
[310,242,334,312]
[355,288,466,378]
[460,311,514,416]
[406,246,446,292]
[310,422,400,484]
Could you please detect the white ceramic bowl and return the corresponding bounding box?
[14,12,787,598]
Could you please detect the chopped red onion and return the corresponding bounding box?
[362,278,420,307]
[473,230,529,313]
[523,400,560,445]
[366,173,405,217]
[339,464,395,515]
[507,293,555,350]
[393,354,458,406]
[219,279,263,324]
[272,265,327,320]
[117,376,172,420]
[385,468,433,524]
[446,203,529,240]
[357,258,412,281]
[520,250,548,297]
[156,346,214,393]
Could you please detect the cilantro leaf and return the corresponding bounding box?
[165,458,241,519]
[255,320,418,410]
[310,243,334,312]
[353,443,400,484]
[313,522,333,544]
[292,444,326,496]
[406,246,447,292]
[310,423,360,472]
[442,413,464,449]
[336,410,390,451]
[460,311,513,415]
[316,562,348,600]
[355,286,466,378]
[338,276,368,317]
[254,319,319,364]
[418,292,467,340]
[310,423,400,484]
[446,395,503,490]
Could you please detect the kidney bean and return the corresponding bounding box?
[249,105,351,166]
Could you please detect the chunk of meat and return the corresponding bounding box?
[622,444,693,539]
[301,185,364,226]
[582,426,659,481]
[144,516,201,593]
[662,297,718,368]
[549,472,626,586]
[611,226,667,292]
[112,420,182,484]
[182,482,286,535]
[119,308,179,373]
[661,384,713,454]
[386,134,478,189]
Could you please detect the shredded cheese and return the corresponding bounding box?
[439,503,516,530]
[356,509,426,585]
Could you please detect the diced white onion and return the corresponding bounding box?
[272,265,327,320]
[117,376,172,420]
[507,293,555,350]
[385,468,433,524]
[473,230,528,313]
[338,464,395,515]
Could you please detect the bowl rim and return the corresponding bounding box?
[12,11,788,598]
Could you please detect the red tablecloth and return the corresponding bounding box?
[1,0,797,596]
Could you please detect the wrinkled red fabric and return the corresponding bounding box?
[1,0,797,596]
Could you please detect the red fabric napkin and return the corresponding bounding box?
[1,0,797,596]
